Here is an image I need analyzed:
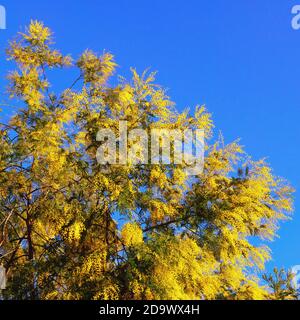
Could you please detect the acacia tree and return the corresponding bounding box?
[0,21,295,300]
[263,268,299,300]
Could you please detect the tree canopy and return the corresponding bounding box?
[0,21,296,300]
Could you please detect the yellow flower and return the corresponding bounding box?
[121,223,143,247]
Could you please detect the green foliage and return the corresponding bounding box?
[263,268,299,300]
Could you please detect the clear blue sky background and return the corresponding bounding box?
[0,0,299,274]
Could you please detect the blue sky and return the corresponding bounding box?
[0,0,299,273]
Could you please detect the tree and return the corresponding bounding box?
[0,21,294,300]
[263,268,299,300]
